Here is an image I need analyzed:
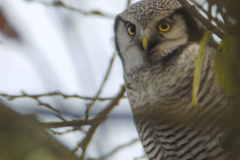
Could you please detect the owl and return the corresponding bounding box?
[114,0,233,160]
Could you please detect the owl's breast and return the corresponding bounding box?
[125,43,201,112]
[124,42,232,160]
[125,42,232,121]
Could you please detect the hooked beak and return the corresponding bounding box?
[142,35,157,57]
[142,36,148,54]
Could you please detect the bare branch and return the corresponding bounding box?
[44,119,94,128]
[188,0,224,27]
[25,0,115,19]
[13,85,126,158]
[34,96,68,121]
[178,0,224,39]
[75,85,126,158]
[214,2,231,26]
[47,128,80,135]
[86,52,117,118]
[0,92,115,101]
[207,0,213,22]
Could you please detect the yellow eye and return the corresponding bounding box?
[127,25,136,36]
[158,22,171,32]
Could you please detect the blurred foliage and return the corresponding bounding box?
[180,0,240,158]
[213,0,240,100]
[213,0,240,159]
[0,102,79,160]
[186,0,240,159]
[215,31,240,159]
[215,33,240,98]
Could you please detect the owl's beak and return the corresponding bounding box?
[142,36,148,54]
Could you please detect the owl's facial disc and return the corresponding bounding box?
[114,12,189,73]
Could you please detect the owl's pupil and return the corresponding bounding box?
[127,25,136,35]
[161,23,168,29]
[130,26,135,33]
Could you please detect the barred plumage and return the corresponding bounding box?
[130,45,231,160]
[114,0,233,159]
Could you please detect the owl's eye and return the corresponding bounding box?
[158,22,171,32]
[127,25,136,36]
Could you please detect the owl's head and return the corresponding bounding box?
[114,0,205,73]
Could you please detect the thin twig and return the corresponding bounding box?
[75,85,126,159]
[86,52,117,118]
[36,97,68,121]
[214,1,230,26]
[44,119,94,128]
[188,0,224,27]
[178,0,224,39]
[207,0,213,22]
[25,0,115,19]
[0,91,94,134]
[47,128,79,135]
[0,92,115,101]
[27,85,125,159]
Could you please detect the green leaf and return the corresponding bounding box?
[192,31,212,109]
[214,31,240,98]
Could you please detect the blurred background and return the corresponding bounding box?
[0,0,238,160]
[0,0,146,160]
